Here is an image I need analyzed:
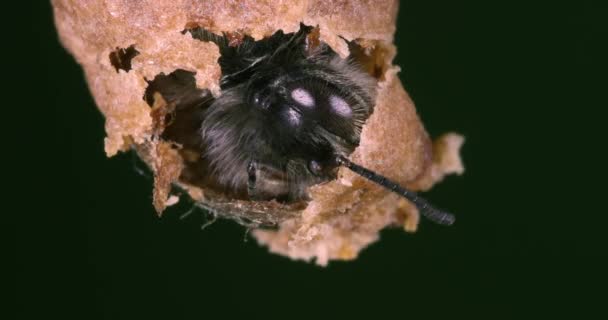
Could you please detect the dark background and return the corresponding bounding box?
[13,1,606,319]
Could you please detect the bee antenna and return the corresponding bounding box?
[335,156,455,226]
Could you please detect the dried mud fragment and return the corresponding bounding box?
[152,141,184,214]
[149,93,183,214]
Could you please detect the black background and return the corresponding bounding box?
[13,1,606,319]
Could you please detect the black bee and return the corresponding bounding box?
[190,25,375,202]
[147,25,454,225]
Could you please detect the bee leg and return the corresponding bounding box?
[247,160,259,200]
[247,160,290,201]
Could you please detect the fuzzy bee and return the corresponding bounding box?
[148,25,454,225]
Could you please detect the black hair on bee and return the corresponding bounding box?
[179,24,455,225]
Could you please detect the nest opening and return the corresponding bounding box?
[141,25,392,207]
[109,45,139,73]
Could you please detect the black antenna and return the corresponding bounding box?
[336,156,455,226]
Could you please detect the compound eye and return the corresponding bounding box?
[252,92,261,105]
[251,92,264,109]
[250,86,279,111]
[308,160,323,176]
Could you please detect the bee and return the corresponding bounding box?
[147,24,454,225]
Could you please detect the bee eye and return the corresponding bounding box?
[253,92,261,105]
[252,92,263,106]
[251,91,273,110]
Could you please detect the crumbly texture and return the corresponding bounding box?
[53,0,464,265]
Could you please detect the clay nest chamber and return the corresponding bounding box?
[53,0,464,265]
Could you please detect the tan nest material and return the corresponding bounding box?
[53,0,464,265]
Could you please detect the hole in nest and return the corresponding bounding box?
[109,45,139,72]
[143,70,233,197]
[143,24,389,203]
